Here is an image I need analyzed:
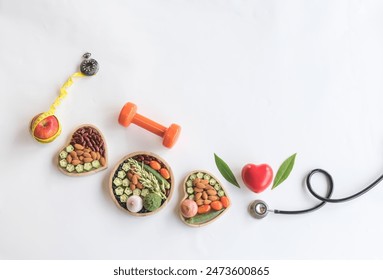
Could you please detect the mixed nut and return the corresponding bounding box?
[58,126,107,174]
[111,153,173,215]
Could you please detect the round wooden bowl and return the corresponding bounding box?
[179,170,230,227]
[57,124,108,176]
[109,151,174,216]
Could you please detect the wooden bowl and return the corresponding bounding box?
[179,170,230,227]
[109,151,174,216]
[57,124,108,176]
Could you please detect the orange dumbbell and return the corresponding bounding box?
[118,102,181,148]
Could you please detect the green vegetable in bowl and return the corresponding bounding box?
[143,193,162,212]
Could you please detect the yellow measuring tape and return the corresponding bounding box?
[30,53,98,144]
[30,72,86,143]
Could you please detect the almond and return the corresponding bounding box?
[195,192,202,200]
[196,199,204,206]
[100,157,106,167]
[76,150,84,156]
[79,156,84,161]
[208,195,219,201]
[202,191,208,200]
[83,152,91,158]
[72,159,80,166]
[193,178,201,185]
[200,179,209,185]
[207,189,217,196]
[196,182,206,189]
[83,148,91,153]
[91,151,97,160]
[83,157,93,163]
[204,200,212,205]
[127,172,133,180]
[136,182,143,189]
[132,175,138,185]
[66,155,72,164]
[74,144,84,150]
[194,187,203,193]
[70,151,77,158]
[96,152,101,160]
[205,185,214,190]
[130,183,136,190]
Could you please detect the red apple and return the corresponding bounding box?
[30,113,60,142]
[241,163,273,193]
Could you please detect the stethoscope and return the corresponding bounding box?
[249,168,383,219]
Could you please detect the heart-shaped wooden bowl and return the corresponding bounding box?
[179,170,230,227]
[109,151,174,216]
[57,124,108,176]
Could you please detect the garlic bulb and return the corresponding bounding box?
[126,195,143,213]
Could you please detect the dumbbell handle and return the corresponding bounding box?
[132,113,167,137]
[119,102,181,148]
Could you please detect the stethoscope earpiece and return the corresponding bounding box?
[249,200,270,219]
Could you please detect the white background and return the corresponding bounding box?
[1,0,383,260]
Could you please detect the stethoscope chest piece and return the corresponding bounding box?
[249,200,269,219]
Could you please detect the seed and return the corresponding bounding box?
[127,172,133,180]
[208,195,219,201]
[195,193,202,200]
[83,158,93,163]
[83,152,91,158]
[196,183,206,189]
[70,151,77,158]
[96,152,101,160]
[204,200,212,205]
[100,157,106,166]
[207,189,217,196]
[74,144,84,150]
[136,182,143,189]
[194,187,203,193]
[79,156,84,161]
[205,185,214,190]
[193,178,201,185]
[72,159,80,166]
[200,179,209,185]
[83,148,91,153]
[76,150,84,156]
[132,175,138,185]
[66,155,72,164]
[91,152,97,160]
[196,199,204,206]
[202,192,208,200]
[130,183,136,190]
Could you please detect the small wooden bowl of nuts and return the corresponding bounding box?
[179,170,230,227]
[109,151,174,216]
[57,124,108,176]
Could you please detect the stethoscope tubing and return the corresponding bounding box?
[273,168,383,215]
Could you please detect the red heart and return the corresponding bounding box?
[241,164,274,193]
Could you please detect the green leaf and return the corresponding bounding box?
[272,153,297,189]
[214,153,240,188]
